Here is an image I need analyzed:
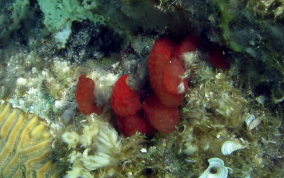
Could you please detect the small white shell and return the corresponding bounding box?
[221,141,246,155]
[199,158,229,178]
[249,118,262,130]
[245,114,262,130]
[140,148,147,153]
[245,114,255,127]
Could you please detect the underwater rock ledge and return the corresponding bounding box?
[0,0,283,177]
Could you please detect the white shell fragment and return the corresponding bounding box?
[245,114,255,127]
[249,118,262,130]
[221,141,246,155]
[140,148,147,153]
[245,114,262,130]
[199,158,229,178]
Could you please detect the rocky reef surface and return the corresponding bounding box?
[0,0,283,177]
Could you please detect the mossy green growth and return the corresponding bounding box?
[9,0,30,31]
[0,0,29,40]
[37,0,105,33]
[211,0,243,52]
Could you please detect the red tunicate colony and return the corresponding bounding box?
[75,36,229,136]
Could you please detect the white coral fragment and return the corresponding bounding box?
[61,131,80,148]
[95,124,121,155]
[182,51,200,69]
[177,82,186,94]
[183,142,198,155]
[64,167,93,178]
[67,151,82,164]
[199,158,229,178]
[82,151,111,170]
[80,123,99,147]
[62,116,122,175]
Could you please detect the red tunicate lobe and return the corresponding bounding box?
[111,75,155,136]
[143,36,199,133]
[209,46,230,71]
[148,38,185,107]
[174,35,200,60]
[111,75,142,116]
[163,58,187,95]
[75,75,103,115]
[143,94,180,133]
[116,113,156,136]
